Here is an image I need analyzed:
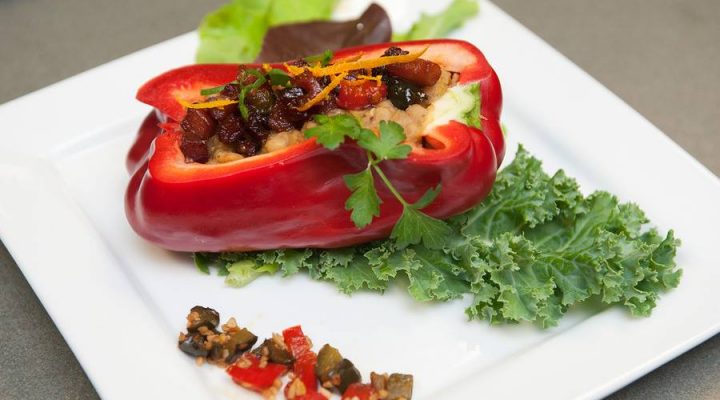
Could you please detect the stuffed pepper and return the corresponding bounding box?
[126,39,504,251]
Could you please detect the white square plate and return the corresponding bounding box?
[1,1,718,399]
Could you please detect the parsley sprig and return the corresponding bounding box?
[305,114,451,249]
[304,49,334,67]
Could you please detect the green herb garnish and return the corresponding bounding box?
[304,50,334,67]
[237,69,267,120]
[305,115,449,246]
[267,68,291,87]
[200,84,228,96]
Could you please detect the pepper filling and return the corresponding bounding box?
[178,47,459,164]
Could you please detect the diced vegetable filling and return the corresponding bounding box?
[178,47,459,164]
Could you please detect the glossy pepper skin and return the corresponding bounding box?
[126,39,504,252]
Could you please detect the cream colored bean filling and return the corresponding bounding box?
[207,70,459,164]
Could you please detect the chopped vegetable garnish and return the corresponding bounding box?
[178,307,413,398]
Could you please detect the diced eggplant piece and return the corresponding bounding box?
[254,338,294,366]
[333,359,362,394]
[386,373,413,400]
[186,306,220,332]
[316,344,362,394]
[208,343,226,362]
[370,372,414,400]
[370,372,387,392]
[316,344,344,383]
[178,333,209,358]
[224,328,258,362]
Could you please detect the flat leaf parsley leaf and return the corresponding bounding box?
[359,121,412,161]
[391,207,452,249]
[305,114,364,149]
[344,169,381,228]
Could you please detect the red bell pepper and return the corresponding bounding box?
[226,354,288,392]
[125,39,504,252]
[282,325,312,355]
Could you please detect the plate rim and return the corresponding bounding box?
[0,1,719,399]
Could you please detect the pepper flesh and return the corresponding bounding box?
[126,39,504,252]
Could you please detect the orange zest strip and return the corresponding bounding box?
[284,63,306,76]
[177,98,238,109]
[287,55,364,75]
[305,48,427,77]
[296,72,348,112]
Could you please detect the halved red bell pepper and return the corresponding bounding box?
[125,39,504,251]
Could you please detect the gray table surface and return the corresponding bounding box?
[1,0,718,399]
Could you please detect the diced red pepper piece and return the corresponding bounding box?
[294,352,319,392]
[342,383,377,400]
[337,80,387,110]
[282,325,319,392]
[226,354,287,393]
[283,325,312,357]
